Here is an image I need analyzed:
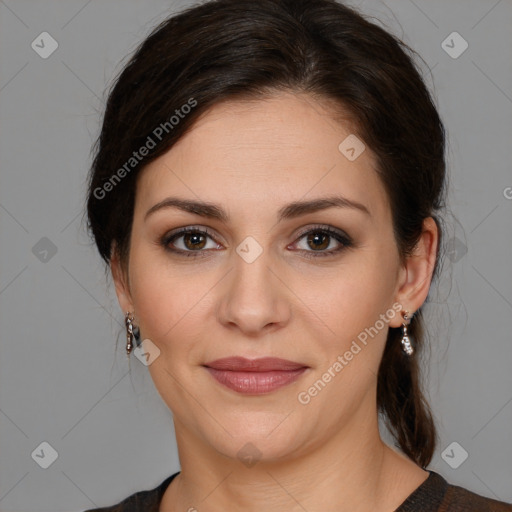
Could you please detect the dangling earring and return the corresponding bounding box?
[125,312,141,356]
[401,310,414,356]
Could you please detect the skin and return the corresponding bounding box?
[111,92,438,512]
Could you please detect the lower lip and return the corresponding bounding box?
[204,367,308,394]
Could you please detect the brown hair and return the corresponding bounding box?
[85,0,447,468]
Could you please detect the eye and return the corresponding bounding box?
[161,226,222,257]
[291,225,353,258]
[160,224,353,259]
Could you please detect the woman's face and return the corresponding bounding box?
[113,92,432,464]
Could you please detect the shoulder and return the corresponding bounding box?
[397,471,512,512]
[442,477,512,512]
[82,471,180,512]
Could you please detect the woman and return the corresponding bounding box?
[84,0,512,510]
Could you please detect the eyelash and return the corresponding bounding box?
[160,224,353,259]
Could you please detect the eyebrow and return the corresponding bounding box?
[144,194,370,223]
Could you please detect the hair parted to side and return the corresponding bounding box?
[85,0,447,468]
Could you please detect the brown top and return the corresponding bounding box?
[83,470,512,511]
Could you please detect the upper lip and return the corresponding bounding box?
[203,356,307,372]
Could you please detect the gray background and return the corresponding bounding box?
[0,0,511,510]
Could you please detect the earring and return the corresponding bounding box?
[125,312,141,356]
[401,310,414,356]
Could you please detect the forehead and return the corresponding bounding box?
[135,92,390,222]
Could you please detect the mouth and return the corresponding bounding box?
[203,356,309,395]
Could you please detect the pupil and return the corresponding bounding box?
[308,232,328,250]
[185,233,205,250]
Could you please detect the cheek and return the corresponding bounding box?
[127,245,195,345]
[297,256,395,339]
[297,258,398,403]
[131,273,204,348]
[294,267,395,415]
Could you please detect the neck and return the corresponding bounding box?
[160,398,427,512]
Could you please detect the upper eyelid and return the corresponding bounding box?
[294,224,349,239]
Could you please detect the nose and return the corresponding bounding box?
[217,245,291,336]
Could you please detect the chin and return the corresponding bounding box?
[203,416,308,464]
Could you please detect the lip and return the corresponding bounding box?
[203,357,309,395]
[203,356,306,371]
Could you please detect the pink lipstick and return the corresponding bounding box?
[203,356,308,394]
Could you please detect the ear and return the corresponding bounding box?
[110,244,134,315]
[389,217,439,328]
